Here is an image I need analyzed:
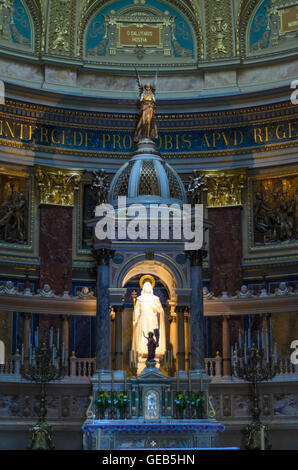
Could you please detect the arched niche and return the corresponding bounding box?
[77,0,203,68]
[237,0,298,58]
[114,253,187,300]
[0,0,43,54]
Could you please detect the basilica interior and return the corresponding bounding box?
[0,0,297,451]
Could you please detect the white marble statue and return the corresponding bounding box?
[77,286,95,299]
[234,285,254,298]
[38,283,56,297]
[132,280,166,372]
[274,282,293,296]
[0,280,17,295]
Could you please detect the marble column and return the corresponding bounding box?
[177,306,185,371]
[222,315,231,376]
[188,250,206,371]
[94,248,113,371]
[115,306,123,371]
[22,313,31,366]
[184,311,190,371]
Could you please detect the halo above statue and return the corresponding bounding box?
[139,275,155,289]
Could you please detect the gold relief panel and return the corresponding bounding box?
[0,169,33,248]
[249,172,298,249]
[202,168,247,208]
[35,165,84,207]
[205,0,234,59]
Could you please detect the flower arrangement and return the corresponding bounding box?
[190,393,205,418]
[175,393,189,409]
[113,393,130,419]
[95,392,112,419]
[175,393,189,419]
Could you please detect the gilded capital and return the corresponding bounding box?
[35,165,83,207]
[201,168,247,208]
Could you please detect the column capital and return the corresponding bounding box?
[222,314,230,322]
[93,248,115,265]
[21,312,32,320]
[187,249,207,266]
[35,165,83,207]
[60,314,71,321]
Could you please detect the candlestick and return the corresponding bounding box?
[98,370,102,391]
[260,425,265,450]
[274,343,277,364]
[261,328,264,349]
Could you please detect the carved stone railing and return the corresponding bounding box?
[0,353,297,383]
[69,354,96,378]
[204,353,222,378]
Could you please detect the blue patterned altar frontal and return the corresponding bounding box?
[0,117,296,154]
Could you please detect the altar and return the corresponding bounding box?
[81,71,227,451]
[82,420,225,450]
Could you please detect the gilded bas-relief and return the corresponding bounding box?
[85,0,195,66]
[252,174,297,246]
[0,174,29,245]
[249,0,298,54]
[0,0,31,47]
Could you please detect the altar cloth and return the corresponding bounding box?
[82,420,226,450]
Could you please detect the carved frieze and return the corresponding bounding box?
[251,173,297,246]
[35,165,83,207]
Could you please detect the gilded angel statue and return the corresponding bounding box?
[134,70,158,143]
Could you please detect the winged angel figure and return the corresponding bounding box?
[134,70,158,143]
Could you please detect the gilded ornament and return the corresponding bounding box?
[35,165,83,207]
[200,168,247,208]
[205,0,233,59]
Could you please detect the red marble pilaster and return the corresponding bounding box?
[39,205,73,346]
[208,206,243,294]
[208,206,243,356]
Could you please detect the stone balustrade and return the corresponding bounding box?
[1,353,296,383]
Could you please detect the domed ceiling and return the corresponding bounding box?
[0,0,297,101]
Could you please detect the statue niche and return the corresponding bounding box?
[132,276,166,373]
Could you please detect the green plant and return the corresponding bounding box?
[174,393,189,409]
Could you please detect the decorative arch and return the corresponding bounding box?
[0,0,44,54]
[237,0,298,58]
[115,253,187,303]
[77,0,204,63]
[236,0,261,57]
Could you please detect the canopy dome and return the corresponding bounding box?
[108,141,186,205]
